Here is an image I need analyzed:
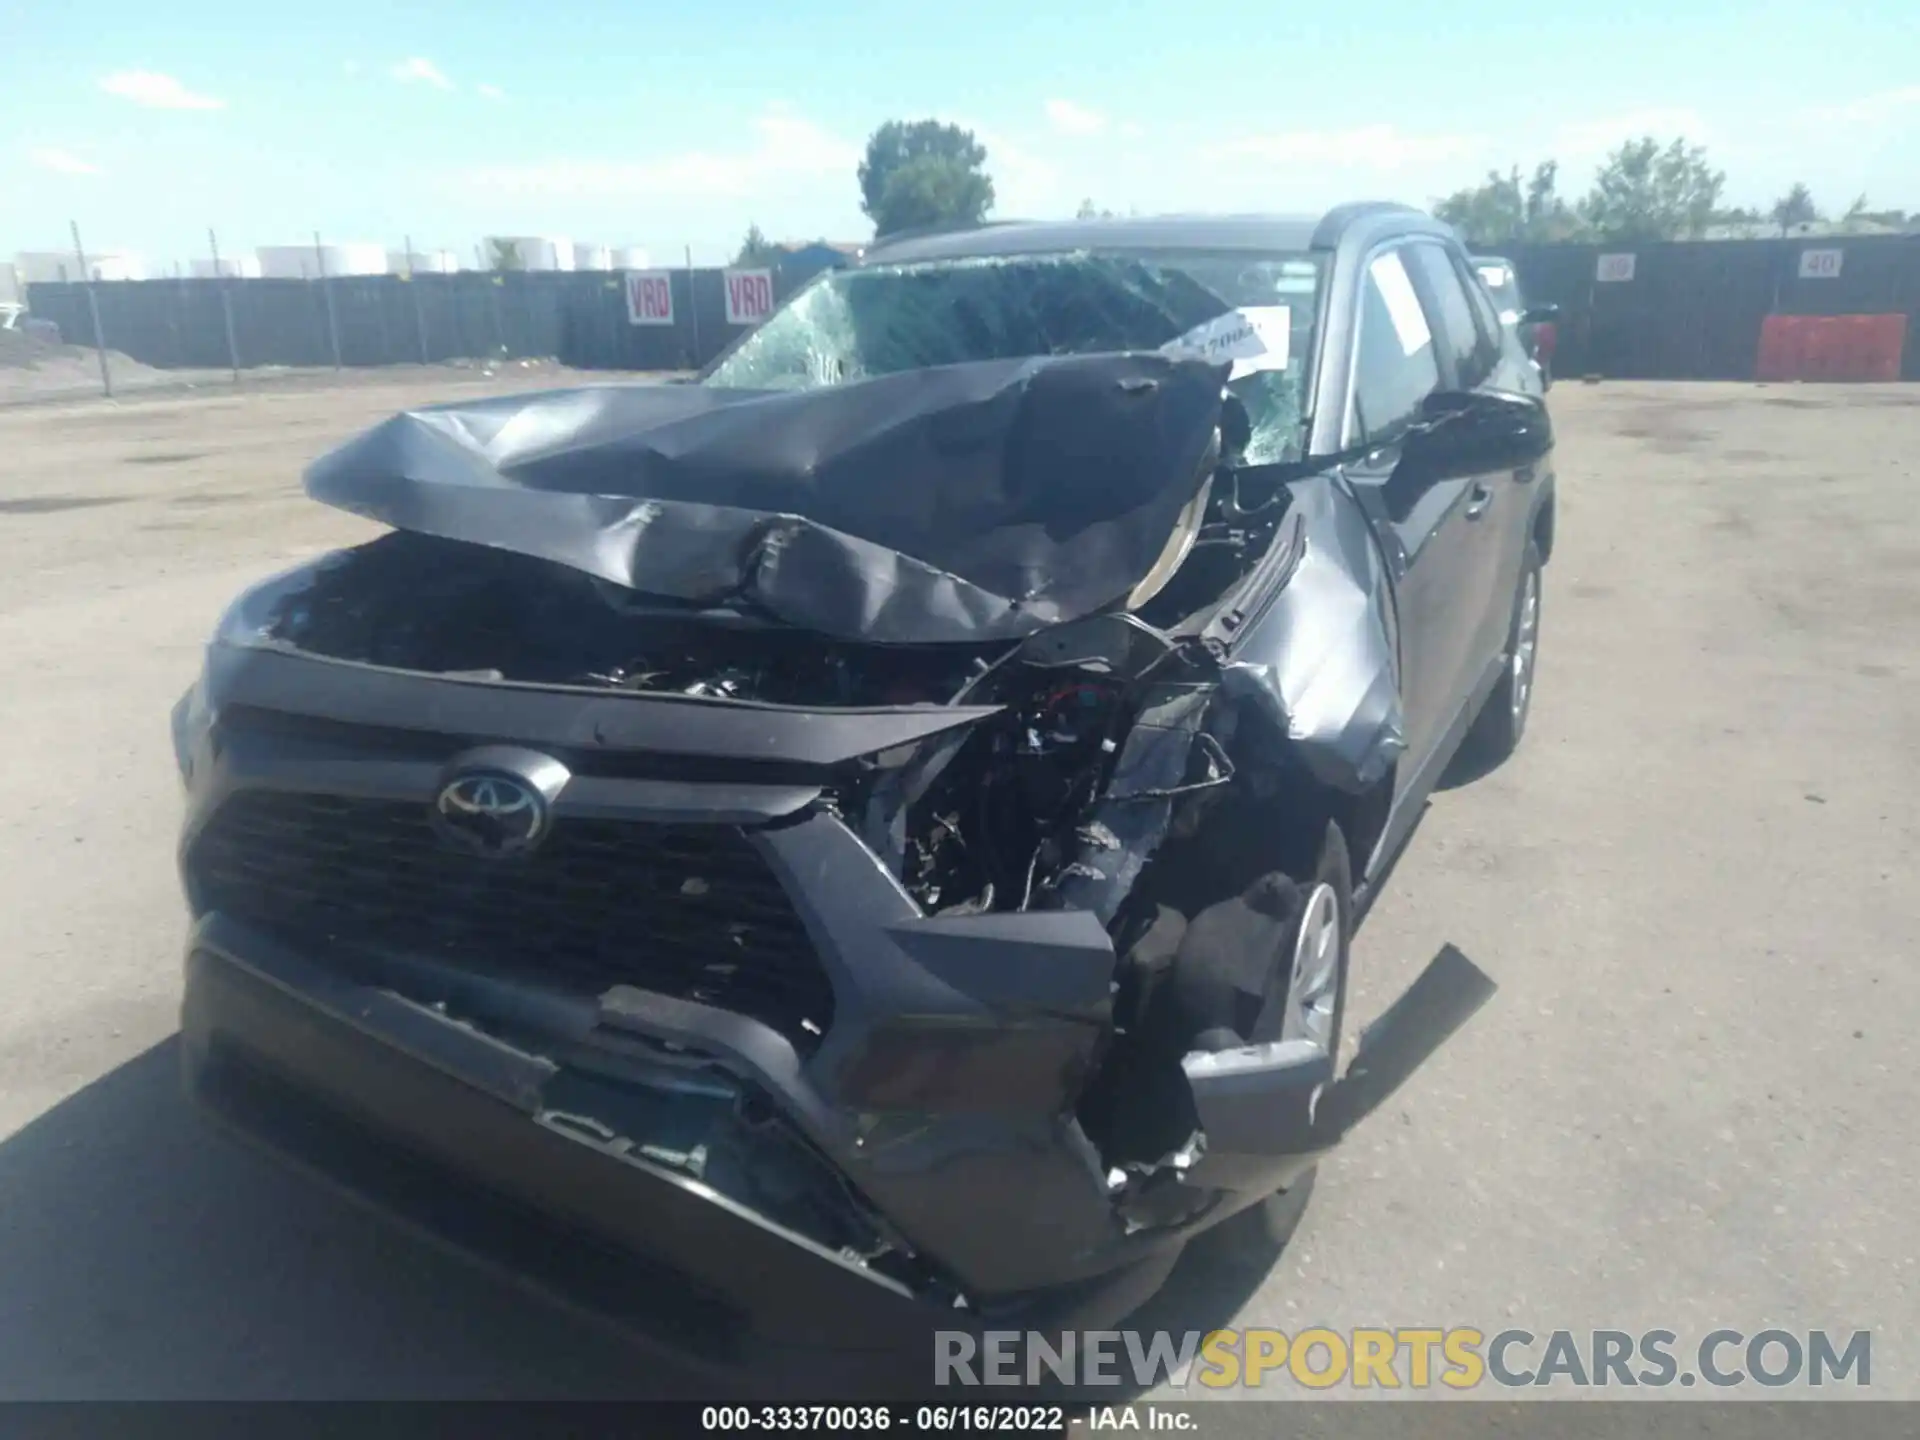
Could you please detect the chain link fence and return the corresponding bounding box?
[1502,235,1920,380]
[22,266,797,394]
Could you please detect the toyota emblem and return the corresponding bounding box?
[432,771,549,857]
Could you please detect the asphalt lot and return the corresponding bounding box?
[0,372,1914,1400]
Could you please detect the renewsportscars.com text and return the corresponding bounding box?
[934,1327,1872,1390]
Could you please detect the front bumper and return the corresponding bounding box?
[177,643,1495,1361]
[181,914,1186,1388]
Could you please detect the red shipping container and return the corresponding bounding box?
[1803,319,1846,381]
[1756,312,1909,382]
[1755,315,1807,381]
[1856,313,1907,381]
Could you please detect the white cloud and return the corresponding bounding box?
[1806,85,1920,126]
[391,57,453,90]
[1216,124,1481,171]
[1045,99,1108,137]
[1551,109,1712,159]
[985,136,1061,215]
[477,83,505,101]
[99,70,226,110]
[343,60,361,76]
[468,110,857,198]
[1117,121,1146,140]
[27,146,101,175]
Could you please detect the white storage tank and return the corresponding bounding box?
[190,255,262,278]
[15,249,149,283]
[482,236,574,271]
[255,243,389,278]
[612,245,653,270]
[387,248,459,275]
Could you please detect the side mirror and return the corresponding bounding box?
[1520,304,1560,325]
[1405,388,1552,476]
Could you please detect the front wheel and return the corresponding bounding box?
[1463,539,1544,766]
[1188,822,1351,1266]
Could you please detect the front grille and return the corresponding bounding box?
[188,790,834,1050]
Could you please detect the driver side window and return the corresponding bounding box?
[1350,249,1441,449]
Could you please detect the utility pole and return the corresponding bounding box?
[685,243,701,366]
[314,230,342,369]
[69,220,112,398]
[405,232,430,364]
[209,227,240,381]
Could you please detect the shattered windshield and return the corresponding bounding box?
[703,250,1324,463]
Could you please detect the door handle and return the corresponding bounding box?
[1464,483,1494,520]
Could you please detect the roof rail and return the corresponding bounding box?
[1311,201,1428,249]
[864,218,1021,255]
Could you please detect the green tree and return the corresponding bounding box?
[1578,137,1725,241]
[486,237,525,271]
[1839,195,1906,231]
[733,223,780,266]
[858,120,995,238]
[1435,168,1524,244]
[1434,161,1580,245]
[1521,161,1582,240]
[1074,198,1116,219]
[1769,183,1822,235]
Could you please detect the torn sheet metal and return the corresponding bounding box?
[303,354,1227,645]
[1048,685,1213,924]
[1219,473,1406,792]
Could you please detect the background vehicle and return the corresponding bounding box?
[172,205,1539,1381]
[0,303,62,346]
[1473,255,1559,388]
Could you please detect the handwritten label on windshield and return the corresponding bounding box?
[1161,305,1291,379]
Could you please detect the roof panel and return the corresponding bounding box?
[861,214,1329,264]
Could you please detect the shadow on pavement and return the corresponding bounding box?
[0,1037,1284,1400]
[0,1038,676,1399]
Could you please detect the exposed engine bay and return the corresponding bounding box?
[265,532,1002,706]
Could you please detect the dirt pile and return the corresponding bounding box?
[0,328,170,398]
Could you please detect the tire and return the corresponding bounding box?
[1189,822,1351,1266]
[1463,538,1543,767]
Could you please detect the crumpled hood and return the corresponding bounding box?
[304,353,1227,645]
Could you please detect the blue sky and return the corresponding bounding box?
[7,0,1917,269]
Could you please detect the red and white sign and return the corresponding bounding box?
[625,270,675,326]
[1595,253,1636,283]
[724,268,776,326]
[1798,248,1844,280]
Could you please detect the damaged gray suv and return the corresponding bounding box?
[171,205,1550,1385]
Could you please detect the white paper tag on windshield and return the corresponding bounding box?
[1476,264,1509,290]
[1370,252,1431,358]
[1161,305,1290,379]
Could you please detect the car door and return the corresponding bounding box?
[1339,246,1483,786]
[1456,245,1546,653]
[1400,241,1519,709]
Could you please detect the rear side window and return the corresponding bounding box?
[1404,243,1492,389]
[1351,250,1441,447]
[1459,257,1508,355]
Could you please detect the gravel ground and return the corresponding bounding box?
[0,375,1913,1402]
[0,334,608,405]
